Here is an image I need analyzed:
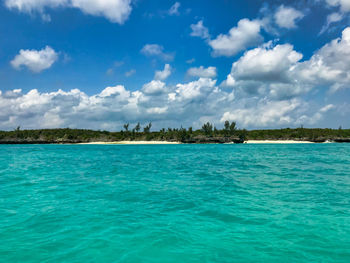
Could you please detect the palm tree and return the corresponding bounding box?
[123,123,129,132]
[135,122,141,132]
[202,122,213,136]
[143,122,152,133]
[229,121,236,135]
[224,120,230,131]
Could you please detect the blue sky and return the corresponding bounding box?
[0,0,350,130]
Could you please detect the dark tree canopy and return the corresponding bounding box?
[0,123,349,144]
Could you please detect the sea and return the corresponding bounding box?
[1,144,350,262]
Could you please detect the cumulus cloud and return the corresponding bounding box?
[223,26,350,99]
[0,86,141,130]
[190,20,210,39]
[296,27,350,92]
[226,98,336,128]
[5,0,132,24]
[229,44,303,83]
[168,2,180,15]
[221,25,350,109]
[0,77,338,130]
[274,5,305,29]
[220,96,335,128]
[142,80,166,95]
[10,46,58,73]
[3,27,350,130]
[224,43,305,99]
[209,19,263,57]
[0,78,232,130]
[154,64,171,81]
[174,78,217,101]
[140,44,174,61]
[187,66,217,78]
[221,99,301,127]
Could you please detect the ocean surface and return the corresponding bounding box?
[1,144,350,263]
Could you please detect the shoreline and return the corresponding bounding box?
[78,140,331,145]
[78,141,181,145]
[0,140,340,145]
[244,140,319,144]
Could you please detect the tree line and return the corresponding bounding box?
[0,121,349,143]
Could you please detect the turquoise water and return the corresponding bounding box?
[1,144,350,262]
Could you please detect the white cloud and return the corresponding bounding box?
[190,20,209,39]
[224,26,350,99]
[320,12,343,34]
[168,2,180,15]
[140,44,174,61]
[274,5,305,29]
[5,0,65,13]
[174,78,217,101]
[320,104,335,112]
[209,19,263,57]
[221,99,301,127]
[230,44,303,83]
[0,78,341,131]
[70,0,131,23]
[154,64,171,81]
[3,28,350,130]
[142,80,166,95]
[146,107,168,114]
[224,43,305,99]
[221,74,236,88]
[0,86,142,130]
[0,78,232,130]
[326,0,350,12]
[187,66,217,78]
[99,85,129,98]
[5,0,132,24]
[296,27,350,91]
[10,46,58,73]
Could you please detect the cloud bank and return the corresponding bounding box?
[3,26,350,130]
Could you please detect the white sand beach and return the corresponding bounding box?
[244,140,315,144]
[79,141,180,145]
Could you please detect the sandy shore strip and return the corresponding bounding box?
[78,141,180,145]
[244,140,315,144]
[78,140,331,145]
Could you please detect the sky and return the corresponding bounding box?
[1,0,350,131]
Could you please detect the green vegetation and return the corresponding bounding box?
[246,128,350,142]
[0,122,349,144]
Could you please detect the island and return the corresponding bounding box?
[1,121,349,144]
